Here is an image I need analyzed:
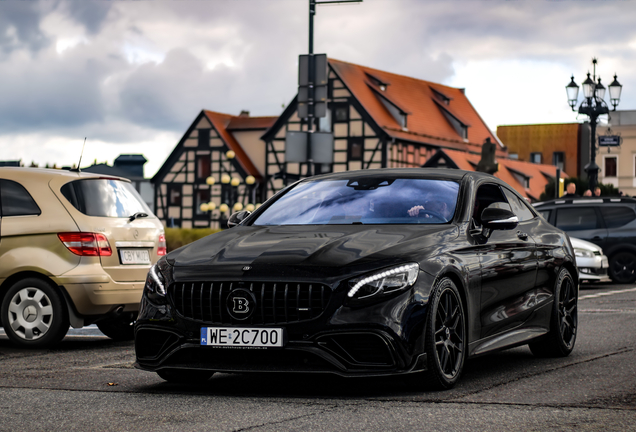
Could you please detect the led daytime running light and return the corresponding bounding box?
[348,263,419,298]
[149,264,166,295]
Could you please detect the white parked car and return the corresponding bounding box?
[570,237,609,282]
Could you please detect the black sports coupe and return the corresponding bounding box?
[135,168,578,389]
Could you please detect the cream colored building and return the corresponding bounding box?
[599,110,636,195]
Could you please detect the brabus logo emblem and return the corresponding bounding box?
[226,288,256,321]
[243,266,252,271]
[232,297,250,314]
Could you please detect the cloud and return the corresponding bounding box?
[0,1,50,55]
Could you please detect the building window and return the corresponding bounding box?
[604,156,617,177]
[332,104,349,123]
[195,189,211,216]
[509,153,519,160]
[198,128,210,148]
[196,154,211,180]
[553,152,564,171]
[348,137,364,161]
[530,152,542,164]
[168,184,182,206]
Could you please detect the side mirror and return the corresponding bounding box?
[227,210,251,228]
[481,207,519,230]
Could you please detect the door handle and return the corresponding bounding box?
[517,231,528,240]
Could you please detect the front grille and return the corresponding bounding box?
[170,281,331,325]
[594,251,602,256]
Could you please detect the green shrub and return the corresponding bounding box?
[165,228,222,252]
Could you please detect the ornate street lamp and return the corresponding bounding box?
[566,58,622,192]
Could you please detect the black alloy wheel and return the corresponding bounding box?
[422,277,466,390]
[609,252,636,284]
[529,268,577,357]
[157,369,215,384]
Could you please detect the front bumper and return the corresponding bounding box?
[134,278,433,377]
[577,255,609,281]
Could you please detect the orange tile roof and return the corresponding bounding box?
[329,59,505,156]
[227,116,277,131]
[203,110,272,181]
[437,148,567,201]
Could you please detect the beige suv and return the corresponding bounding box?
[0,167,165,348]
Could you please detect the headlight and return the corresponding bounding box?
[144,259,171,302]
[574,248,594,258]
[348,263,419,300]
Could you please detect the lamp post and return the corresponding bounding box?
[566,58,623,192]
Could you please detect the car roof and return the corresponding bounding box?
[534,197,636,207]
[298,168,495,182]
[0,166,130,182]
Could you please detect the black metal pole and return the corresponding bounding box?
[307,0,315,177]
[309,0,315,55]
[588,111,599,192]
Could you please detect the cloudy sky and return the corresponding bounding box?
[1,0,634,177]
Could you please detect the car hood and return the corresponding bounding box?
[169,224,459,281]
[570,236,603,254]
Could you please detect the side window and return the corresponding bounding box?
[0,179,41,217]
[502,188,535,222]
[474,183,510,224]
[556,207,599,231]
[599,206,636,228]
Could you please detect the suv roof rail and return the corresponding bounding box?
[534,196,636,207]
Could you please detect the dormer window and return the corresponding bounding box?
[433,99,469,140]
[431,87,452,105]
[365,72,389,91]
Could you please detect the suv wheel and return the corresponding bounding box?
[609,252,636,284]
[1,278,69,348]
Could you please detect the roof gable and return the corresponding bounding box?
[329,59,503,154]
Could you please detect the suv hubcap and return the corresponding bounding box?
[8,287,53,341]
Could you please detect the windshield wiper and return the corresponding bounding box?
[129,212,148,222]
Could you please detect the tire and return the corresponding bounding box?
[529,268,577,357]
[1,278,69,348]
[420,277,467,390]
[97,314,135,341]
[608,251,636,284]
[157,369,214,383]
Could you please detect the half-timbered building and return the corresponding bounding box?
[152,110,276,228]
[153,59,564,228]
[261,58,508,196]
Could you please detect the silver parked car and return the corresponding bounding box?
[570,237,609,282]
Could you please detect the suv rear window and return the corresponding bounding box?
[600,206,636,228]
[61,179,150,218]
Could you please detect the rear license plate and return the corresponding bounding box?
[201,327,284,347]
[119,249,150,265]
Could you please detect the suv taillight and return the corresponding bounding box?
[158,233,166,256]
[58,233,112,256]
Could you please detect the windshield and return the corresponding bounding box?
[252,178,460,226]
[61,179,151,218]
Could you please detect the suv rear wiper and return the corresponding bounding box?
[129,212,148,222]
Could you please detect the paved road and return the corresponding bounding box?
[0,283,635,431]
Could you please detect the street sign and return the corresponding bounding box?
[599,135,621,146]
[298,54,328,119]
[285,131,334,164]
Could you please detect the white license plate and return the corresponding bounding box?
[201,327,284,347]
[119,249,150,265]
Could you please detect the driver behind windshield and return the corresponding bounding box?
[407,199,452,221]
